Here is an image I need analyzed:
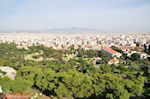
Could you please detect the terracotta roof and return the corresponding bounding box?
[119,46,135,49]
[102,47,120,54]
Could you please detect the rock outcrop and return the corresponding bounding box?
[0,66,16,80]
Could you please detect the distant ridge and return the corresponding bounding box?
[0,28,149,34]
[0,27,98,34]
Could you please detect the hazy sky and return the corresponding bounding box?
[0,0,150,32]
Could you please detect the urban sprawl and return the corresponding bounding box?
[0,32,150,60]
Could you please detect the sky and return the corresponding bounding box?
[0,0,150,32]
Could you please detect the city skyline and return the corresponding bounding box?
[0,0,150,32]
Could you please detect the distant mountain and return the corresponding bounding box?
[43,27,98,33]
[0,27,98,34]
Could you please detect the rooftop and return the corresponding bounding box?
[102,47,120,54]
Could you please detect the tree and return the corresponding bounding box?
[54,84,73,98]
[0,43,148,98]
[136,42,140,47]
[17,66,42,86]
[111,46,124,53]
[100,64,111,73]
[35,69,94,98]
[131,53,140,61]
[92,73,130,99]
[35,69,57,92]
[61,70,94,98]
[98,51,110,63]
[147,45,150,55]
[124,76,145,97]
[0,78,31,93]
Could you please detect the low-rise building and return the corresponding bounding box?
[101,47,122,57]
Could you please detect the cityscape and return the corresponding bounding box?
[0,32,150,98]
[0,0,150,99]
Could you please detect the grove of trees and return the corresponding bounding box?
[0,43,150,98]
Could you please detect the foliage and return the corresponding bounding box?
[0,77,31,93]
[111,46,124,53]
[131,53,140,61]
[0,43,149,99]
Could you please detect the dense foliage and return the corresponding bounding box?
[0,43,150,98]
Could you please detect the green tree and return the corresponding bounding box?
[131,53,140,61]
[92,73,132,99]
[111,46,124,53]
[61,70,94,98]
[17,66,42,86]
[0,78,31,93]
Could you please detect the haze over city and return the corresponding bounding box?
[1,0,150,99]
[0,0,150,32]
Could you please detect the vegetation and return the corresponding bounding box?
[111,46,124,53]
[0,43,150,98]
[131,53,140,61]
[144,44,150,55]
